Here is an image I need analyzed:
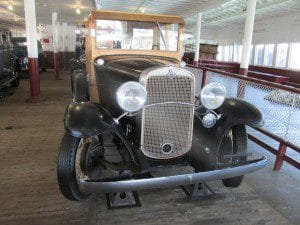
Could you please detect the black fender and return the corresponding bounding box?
[64,102,140,169]
[190,98,264,171]
[64,102,113,138]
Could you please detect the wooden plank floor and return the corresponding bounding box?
[0,70,297,225]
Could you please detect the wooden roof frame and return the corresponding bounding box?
[86,10,185,26]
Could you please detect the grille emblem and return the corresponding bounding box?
[161,142,173,155]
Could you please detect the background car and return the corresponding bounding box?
[12,37,47,74]
[0,29,19,90]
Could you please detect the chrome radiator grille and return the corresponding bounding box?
[140,67,195,159]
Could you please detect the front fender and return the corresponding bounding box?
[64,102,113,138]
[190,98,264,170]
[217,98,264,128]
[64,102,141,169]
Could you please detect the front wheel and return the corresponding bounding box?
[218,125,248,188]
[57,133,91,201]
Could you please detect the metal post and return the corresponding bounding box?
[24,0,44,102]
[274,143,287,171]
[52,12,60,79]
[201,69,207,88]
[194,12,202,66]
[239,0,257,75]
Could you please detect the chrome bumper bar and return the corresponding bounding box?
[79,156,267,193]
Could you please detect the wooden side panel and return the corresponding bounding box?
[85,19,101,103]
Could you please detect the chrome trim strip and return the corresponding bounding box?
[79,156,267,193]
[144,101,198,108]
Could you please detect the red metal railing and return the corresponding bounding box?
[188,64,300,171]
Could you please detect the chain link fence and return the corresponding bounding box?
[186,67,203,97]
[204,71,300,149]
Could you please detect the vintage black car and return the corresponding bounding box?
[0,29,19,90]
[12,37,46,73]
[57,10,267,203]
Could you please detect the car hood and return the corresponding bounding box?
[95,55,179,79]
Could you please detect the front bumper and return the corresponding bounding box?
[79,156,267,193]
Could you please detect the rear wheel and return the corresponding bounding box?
[218,125,248,188]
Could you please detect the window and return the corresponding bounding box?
[158,23,179,51]
[95,19,179,51]
[234,45,242,62]
[2,33,8,44]
[289,43,300,70]
[228,45,233,61]
[224,46,229,61]
[276,43,288,68]
[224,45,233,61]
[264,44,274,67]
[217,45,223,61]
[254,44,264,65]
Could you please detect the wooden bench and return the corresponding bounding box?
[284,81,300,88]
[200,63,237,73]
[248,71,290,84]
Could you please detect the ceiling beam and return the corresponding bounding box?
[134,0,150,13]
[182,0,229,18]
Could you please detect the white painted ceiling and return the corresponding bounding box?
[0,0,299,32]
[186,0,300,31]
[0,0,227,27]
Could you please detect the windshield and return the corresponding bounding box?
[95,19,179,51]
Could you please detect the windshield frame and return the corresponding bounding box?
[94,19,180,52]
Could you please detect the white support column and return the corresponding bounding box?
[194,12,202,65]
[24,0,38,59]
[240,0,257,75]
[52,13,59,54]
[63,23,68,52]
[24,0,43,102]
[57,22,61,52]
[52,12,60,79]
[62,22,68,69]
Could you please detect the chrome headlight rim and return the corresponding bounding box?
[200,82,226,110]
[116,81,147,113]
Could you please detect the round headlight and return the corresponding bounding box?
[116,81,147,112]
[201,82,226,109]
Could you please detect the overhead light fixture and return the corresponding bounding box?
[7,2,14,11]
[76,8,81,15]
